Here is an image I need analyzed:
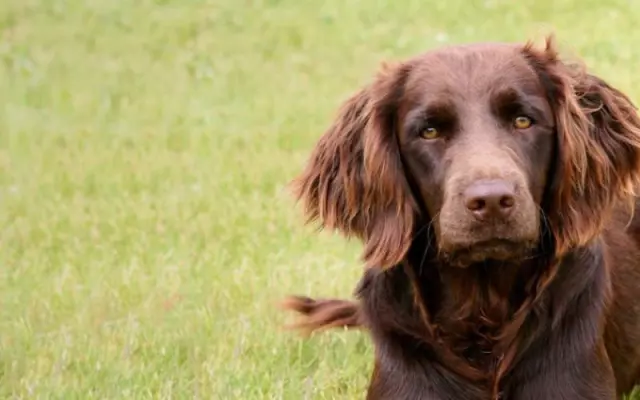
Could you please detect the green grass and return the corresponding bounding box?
[2,0,640,398]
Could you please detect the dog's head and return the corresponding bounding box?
[293,36,640,269]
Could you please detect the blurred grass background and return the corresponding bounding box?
[2,0,640,398]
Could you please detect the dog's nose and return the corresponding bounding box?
[464,180,515,220]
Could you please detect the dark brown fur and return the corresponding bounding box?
[282,36,640,399]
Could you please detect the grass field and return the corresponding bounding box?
[2,0,640,398]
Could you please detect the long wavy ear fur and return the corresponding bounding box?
[522,36,640,256]
[291,63,417,269]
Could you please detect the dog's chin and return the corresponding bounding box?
[440,239,537,268]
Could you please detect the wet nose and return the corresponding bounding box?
[464,180,516,220]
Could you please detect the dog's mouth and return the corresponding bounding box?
[440,238,537,268]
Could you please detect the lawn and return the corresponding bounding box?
[2,0,640,398]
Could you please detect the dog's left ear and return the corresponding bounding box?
[523,36,640,255]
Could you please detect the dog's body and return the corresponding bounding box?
[282,38,640,399]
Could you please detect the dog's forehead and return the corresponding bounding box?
[404,42,541,98]
[410,41,521,67]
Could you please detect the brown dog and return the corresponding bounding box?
[282,36,640,399]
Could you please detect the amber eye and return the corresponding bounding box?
[513,115,533,129]
[420,126,439,139]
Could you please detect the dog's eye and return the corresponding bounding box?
[513,115,533,129]
[420,126,439,140]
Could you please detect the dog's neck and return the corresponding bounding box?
[399,228,553,374]
[432,261,532,366]
[357,227,606,396]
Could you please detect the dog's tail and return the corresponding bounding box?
[280,295,363,335]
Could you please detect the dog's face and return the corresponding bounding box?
[294,37,640,270]
[397,44,555,266]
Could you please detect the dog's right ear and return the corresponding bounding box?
[291,62,417,269]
